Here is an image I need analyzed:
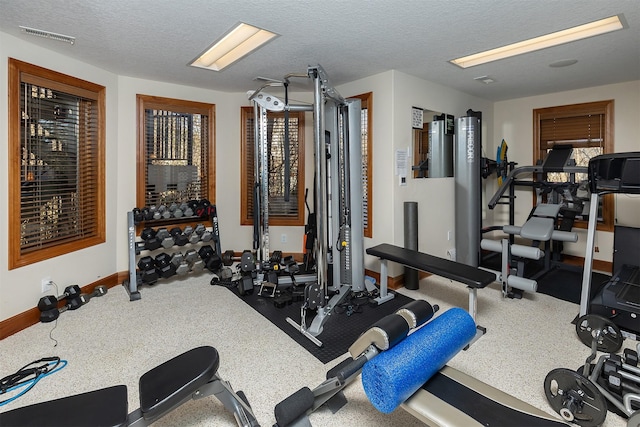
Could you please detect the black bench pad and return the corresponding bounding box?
[366,244,494,289]
[140,345,219,421]
[0,385,128,427]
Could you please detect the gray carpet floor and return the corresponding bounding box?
[0,273,635,426]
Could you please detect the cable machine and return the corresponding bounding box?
[248,65,366,346]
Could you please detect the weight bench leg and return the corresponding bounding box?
[467,287,486,345]
[374,259,395,304]
[195,373,260,427]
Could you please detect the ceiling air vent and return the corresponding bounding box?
[19,26,75,45]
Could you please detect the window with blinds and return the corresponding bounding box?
[136,95,215,213]
[240,108,305,226]
[533,100,614,230]
[9,59,106,269]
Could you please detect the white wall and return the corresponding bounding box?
[0,33,119,320]
[492,80,640,263]
[339,71,494,275]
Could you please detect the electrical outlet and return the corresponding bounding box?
[281,234,287,243]
[41,277,52,293]
[446,249,456,261]
[447,230,452,241]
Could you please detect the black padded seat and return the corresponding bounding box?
[0,384,128,427]
[367,244,494,288]
[139,345,219,422]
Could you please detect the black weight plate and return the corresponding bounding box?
[575,314,623,353]
[544,368,607,427]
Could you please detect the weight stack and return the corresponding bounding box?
[404,202,419,290]
[428,117,454,178]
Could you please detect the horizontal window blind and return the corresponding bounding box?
[540,114,604,149]
[19,81,100,253]
[539,112,605,184]
[242,108,303,223]
[144,109,209,207]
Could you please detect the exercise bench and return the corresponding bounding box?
[0,346,259,427]
[273,299,567,427]
[366,243,495,335]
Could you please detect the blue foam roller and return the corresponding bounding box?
[361,307,476,413]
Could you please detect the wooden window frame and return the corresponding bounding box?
[8,58,106,269]
[533,100,614,232]
[136,95,215,223]
[240,107,305,227]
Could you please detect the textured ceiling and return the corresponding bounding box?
[1,0,639,101]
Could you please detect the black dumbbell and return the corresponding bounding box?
[137,256,159,284]
[141,227,161,251]
[199,245,222,272]
[155,253,176,278]
[39,299,83,323]
[220,249,255,266]
[132,207,144,224]
[170,227,188,246]
[37,285,82,311]
[38,285,84,323]
[142,207,154,221]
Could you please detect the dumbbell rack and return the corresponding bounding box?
[123,208,221,301]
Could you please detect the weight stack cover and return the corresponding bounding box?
[361,307,476,413]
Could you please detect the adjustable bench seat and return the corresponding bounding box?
[366,243,495,332]
[0,385,129,427]
[139,345,219,423]
[0,346,221,427]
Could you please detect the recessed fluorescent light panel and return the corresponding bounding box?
[20,26,75,45]
[450,15,624,68]
[190,22,278,72]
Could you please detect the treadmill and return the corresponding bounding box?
[590,225,640,337]
[579,152,640,338]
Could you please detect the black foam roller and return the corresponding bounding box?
[404,201,419,290]
[274,387,314,427]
